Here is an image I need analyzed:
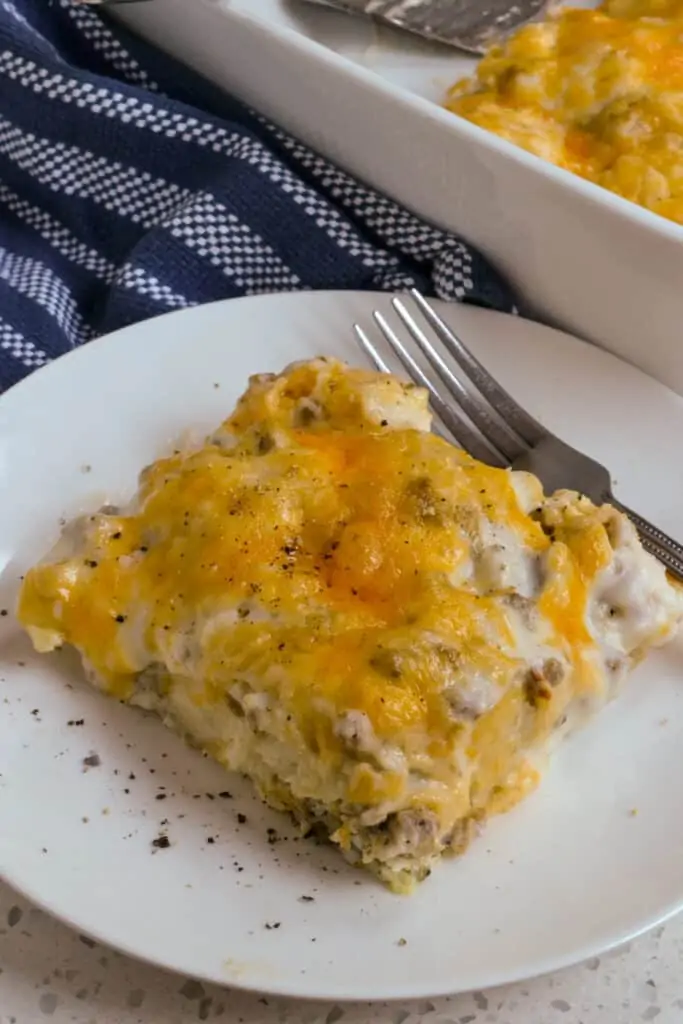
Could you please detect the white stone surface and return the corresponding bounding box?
[0,879,681,1024]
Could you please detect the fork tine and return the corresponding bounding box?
[391,297,528,464]
[354,324,393,375]
[409,290,547,449]
[366,313,506,467]
[354,325,455,445]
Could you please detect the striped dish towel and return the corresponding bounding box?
[0,0,517,392]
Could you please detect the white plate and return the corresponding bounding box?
[1,291,683,1002]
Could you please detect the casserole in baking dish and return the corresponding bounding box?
[114,0,683,396]
[448,0,683,226]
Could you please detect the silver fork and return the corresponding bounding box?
[301,0,552,55]
[354,290,683,580]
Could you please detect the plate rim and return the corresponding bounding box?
[5,288,682,409]
[2,860,679,1002]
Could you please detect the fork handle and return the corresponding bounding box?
[609,495,683,581]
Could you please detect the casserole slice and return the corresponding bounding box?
[18,359,683,892]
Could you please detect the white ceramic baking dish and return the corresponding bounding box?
[116,0,683,394]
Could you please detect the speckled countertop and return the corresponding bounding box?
[1,879,682,1024]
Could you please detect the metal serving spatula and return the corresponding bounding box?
[301,0,552,54]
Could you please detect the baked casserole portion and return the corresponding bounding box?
[446,0,683,225]
[17,359,683,892]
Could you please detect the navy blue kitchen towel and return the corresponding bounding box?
[0,0,517,391]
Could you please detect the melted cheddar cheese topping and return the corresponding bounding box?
[446,0,683,225]
[17,359,682,891]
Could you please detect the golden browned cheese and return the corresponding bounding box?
[19,366,548,736]
[446,0,683,224]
